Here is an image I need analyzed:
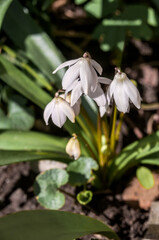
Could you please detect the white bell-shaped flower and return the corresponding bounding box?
[107,69,141,113]
[43,93,75,128]
[66,134,81,160]
[61,92,81,116]
[53,52,102,95]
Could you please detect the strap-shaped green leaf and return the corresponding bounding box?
[0,55,52,109]
[2,0,64,86]
[0,210,120,240]
[108,130,159,185]
[0,130,67,151]
[0,150,71,166]
[0,0,12,30]
[0,131,72,166]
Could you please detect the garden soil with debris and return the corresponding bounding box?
[0,162,149,240]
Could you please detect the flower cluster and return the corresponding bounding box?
[44,52,141,128]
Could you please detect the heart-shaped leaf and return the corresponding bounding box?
[34,169,69,209]
[67,157,98,186]
[77,190,93,205]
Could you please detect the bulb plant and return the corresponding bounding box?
[38,51,145,208]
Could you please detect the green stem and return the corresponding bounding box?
[110,105,117,153]
[115,112,124,142]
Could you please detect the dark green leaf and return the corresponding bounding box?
[0,95,34,130]
[3,0,65,86]
[34,169,69,209]
[0,150,71,166]
[77,190,93,205]
[67,157,99,186]
[0,210,120,240]
[136,166,154,189]
[0,0,12,30]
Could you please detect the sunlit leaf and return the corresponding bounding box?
[34,169,69,209]
[0,210,120,240]
[0,131,71,166]
[136,166,154,189]
[108,131,159,185]
[0,54,52,109]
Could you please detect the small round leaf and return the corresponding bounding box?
[136,166,154,189]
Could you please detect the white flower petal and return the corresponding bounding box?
[98,77,111,85]
[62,62,80,89]
[80,59,98,95]
[107,79,117,104]
[71,81,83,106]
[52,103,66,128]
[53,59,79,74]
[65,79,79,97]
[113,82,129,113]
[90,59,102,75]
[61,100,75,123]
[89,84,106,106]
[123,78,141,109]
[72,98,81,116]
[99,106,106,117]
[43,99,55,125]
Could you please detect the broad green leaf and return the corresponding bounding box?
[136,166,154,189]
[0,130,67,152]
[34,169,69,209]
[0,0,12,30]
[0,54,52,109]
[67,157,99,186]
[0,210,120,240]
[0,95,34,130]
[108,131,159,185]
[3,0,65,86]
[0,150,71,166]
[77,190,93,205]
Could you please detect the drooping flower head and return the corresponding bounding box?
[43,91,75,128]
[53,52,103,95]
[107,68,142,113]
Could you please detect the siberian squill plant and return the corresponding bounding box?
[44,52,141,204]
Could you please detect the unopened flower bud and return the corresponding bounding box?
[66,134,81,160]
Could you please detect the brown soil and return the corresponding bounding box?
[0,162,149,240]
